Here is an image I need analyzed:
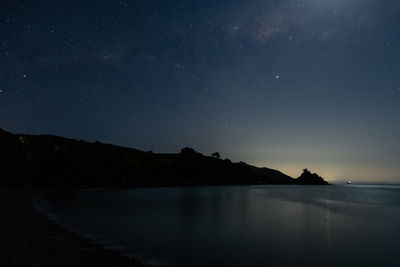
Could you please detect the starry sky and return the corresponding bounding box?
[2,0,400,182]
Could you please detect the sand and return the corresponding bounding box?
[0,185,148,267]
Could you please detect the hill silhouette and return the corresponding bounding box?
[295,168,329,185]
[0,128,328,187]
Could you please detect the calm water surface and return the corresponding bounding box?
[36,185,400,266]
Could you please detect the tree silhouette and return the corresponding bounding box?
[211,152,221,159]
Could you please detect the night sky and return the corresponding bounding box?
[2,0,400,182]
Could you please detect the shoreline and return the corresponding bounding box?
[2,183,331,266]
[0,185,149,267]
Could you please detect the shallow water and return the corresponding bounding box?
[36,185,400,266]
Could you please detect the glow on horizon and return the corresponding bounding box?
[3,0,400,184]
[247,160,400,183]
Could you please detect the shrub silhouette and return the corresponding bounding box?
[211,152,221,159]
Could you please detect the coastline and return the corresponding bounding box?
[0,185,148,267]
[1,178,329,266]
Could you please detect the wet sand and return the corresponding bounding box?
[0,186,148,267]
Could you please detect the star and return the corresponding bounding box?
[1,0,399,184]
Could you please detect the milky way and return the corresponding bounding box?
[1,0,400,182]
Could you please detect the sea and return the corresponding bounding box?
[34,185,400,266]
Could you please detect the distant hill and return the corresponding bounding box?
[0,128,328,187]
[295,168,329,185]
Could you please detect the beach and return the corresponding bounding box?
[0,186,147,267]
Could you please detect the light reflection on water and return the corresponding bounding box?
[36,185,400,266]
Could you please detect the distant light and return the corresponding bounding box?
[0,90,3,93]
[275,75,280,79]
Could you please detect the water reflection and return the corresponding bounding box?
[37,185,400,266]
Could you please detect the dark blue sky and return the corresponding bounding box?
[2,0,400,182]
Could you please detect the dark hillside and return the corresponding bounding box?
[0,128,327,187]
